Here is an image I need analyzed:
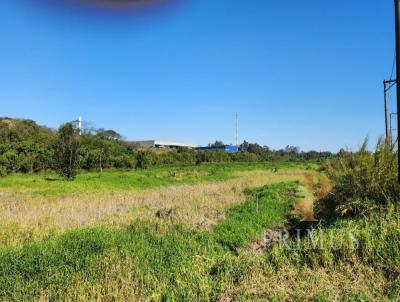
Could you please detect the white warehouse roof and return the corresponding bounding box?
[131,140,198,149]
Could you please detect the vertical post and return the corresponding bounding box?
[235,113,239,151]
[256,193,259,213]
[395,0,400,183]
[384,81,389,139]
[391,113,398,145]
[390,113,393,142]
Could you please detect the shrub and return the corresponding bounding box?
[0,165,6,177]
[318,138,399,217]
[135,150,153,169]
[231,151,259,162]
[195,150,231,163]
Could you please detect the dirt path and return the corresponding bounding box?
[293,171,331,221]
[292,184,318,222]
[251,171,331,252]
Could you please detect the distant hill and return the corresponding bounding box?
[0,117,56,143]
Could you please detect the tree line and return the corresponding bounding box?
[0,118,334,180]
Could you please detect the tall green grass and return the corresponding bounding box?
[0,182,298,301]
[214,184,296,250]
[322,138,399,216]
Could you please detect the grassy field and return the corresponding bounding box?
[0,162,397,301]
[0,182,298,301]
[0,162,316,196]
[0,163,315,248]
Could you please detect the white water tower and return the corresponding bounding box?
[78,116,82,135]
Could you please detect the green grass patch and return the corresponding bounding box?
[267,206,400,272]
[0,179,396,301]
[0,182,298,301]
[0,162,312,197]
[214,184,297,250]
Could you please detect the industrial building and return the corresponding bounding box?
[131,140,239,153]
[131,140,198,149]
[195,145,239,153]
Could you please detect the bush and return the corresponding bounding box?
[195,150,231,163]
[231,151,259,162]
[318,138,399,217]
[0,165,6,177]
[135,150,153,169]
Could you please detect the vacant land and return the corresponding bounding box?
[0,162,396,301]
[0,163,317,248]
[0,162,316,196]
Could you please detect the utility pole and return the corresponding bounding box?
[384,80,396,139]
[235,113,239,151]
[384,81,390,138]
[390,113,397,142]
[395,0,400,183]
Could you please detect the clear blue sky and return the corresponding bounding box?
[0,0,395,151]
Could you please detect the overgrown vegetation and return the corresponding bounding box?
[263,138,400,301]
[1,150,396,301]
[1,117,398,300]
[0,138,398,300]
[320,138,399,216]
[0,118,334,178]
[0,182,297,301]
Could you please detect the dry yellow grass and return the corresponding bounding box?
[0,168,328,249]
[219,260,387,301]
[291,170,331,222]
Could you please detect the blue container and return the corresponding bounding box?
[195,145,238,153]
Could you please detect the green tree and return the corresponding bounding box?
[54,123,80,180]
[209,140,225,147]
[240,140,250,151]
[247,143,266,156]
[95,129,122,141]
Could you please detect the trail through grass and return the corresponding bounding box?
[0,163,396,301]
